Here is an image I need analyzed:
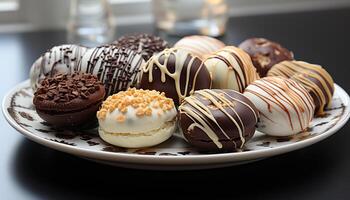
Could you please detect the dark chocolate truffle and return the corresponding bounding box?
[179,89,259,152]
[33,73,105,127]
[267,60,334,116]
[239,38,294,77]
[112,33,169,61]
[78,45,145,96]
[139,48,212,105]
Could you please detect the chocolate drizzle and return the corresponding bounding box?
[268,60,334,116]
[244,77,315,136]
[30,45,88,90]
[204,46,259,92]
[78,45,145,96]
[113,33,169,61]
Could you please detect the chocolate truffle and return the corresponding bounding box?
[267,60,334,116]
[139,48,212,105]
[239,38,294,77]
[112,33,169,61]
[78,45,145,96]
[97,88,177,148]
[174,35,225,60]
[30,44,88,90]
[204,46,260,92]
[179,89,259,152]
[244,77,315,136]
[33,73,105,127]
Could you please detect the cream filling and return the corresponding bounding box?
[99,120,176,137]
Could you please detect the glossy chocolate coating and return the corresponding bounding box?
[139,48,212,105]
[239,38,294,77]
[179,89,259,152]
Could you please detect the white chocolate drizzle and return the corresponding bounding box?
[141,48,209,104]
[179,89,259,149]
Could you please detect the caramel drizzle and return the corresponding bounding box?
[78,45,144,96]
[179,89,258,149]
[268,61,334,114]
[245,77,314,131]
[141,48,205,104]
[205,46,259,92]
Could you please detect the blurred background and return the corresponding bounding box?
[0,0,349,46]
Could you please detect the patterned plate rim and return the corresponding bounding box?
[2,80,350,165]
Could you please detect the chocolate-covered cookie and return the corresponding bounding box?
[239,38,294,77]
[139,48,212,105]
[33,73,105,127]
[179,89,259,152]
[112,33,169,61]
[268,60,334,116]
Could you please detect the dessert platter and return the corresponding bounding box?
[2,34,349,170]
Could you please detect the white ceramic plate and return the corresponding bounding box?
[2,80,350,170]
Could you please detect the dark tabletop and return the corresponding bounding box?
[1,8,350,199]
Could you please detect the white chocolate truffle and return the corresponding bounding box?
[174,35,225,59]
[29,44,88,90]
[97,88,177,148]
[204,46,260,92]
[78,45,145,96]
[243,77,315,136]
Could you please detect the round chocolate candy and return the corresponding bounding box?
[179,89,259,152]
[139,48,212,105]
[239,38,294,77]
[112,33,169,61]
[204,46,260,92]
[33,73,105,127]
[244,76,315,136]
[267,60,334,116]
[78,45,145,96]
[30,44,88,90]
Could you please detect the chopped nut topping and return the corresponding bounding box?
[116,115,126,122]
[96,88,175,120]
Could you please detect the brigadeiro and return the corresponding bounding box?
[138,48,212,105]
[179,89,259,152]
[244,76,315,136]
[33,73,105,127]
[239,38,294,77]
[112,33,169,61]
[268,60,334,116]
[78,45,145,96]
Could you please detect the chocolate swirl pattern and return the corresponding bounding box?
[244,77,315,136]
[204,46,260,92]
[78,45,145,96]
[267,60,334,116]
[29,44,88,90]
[139,48,212,105]
[179,89,259,151]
